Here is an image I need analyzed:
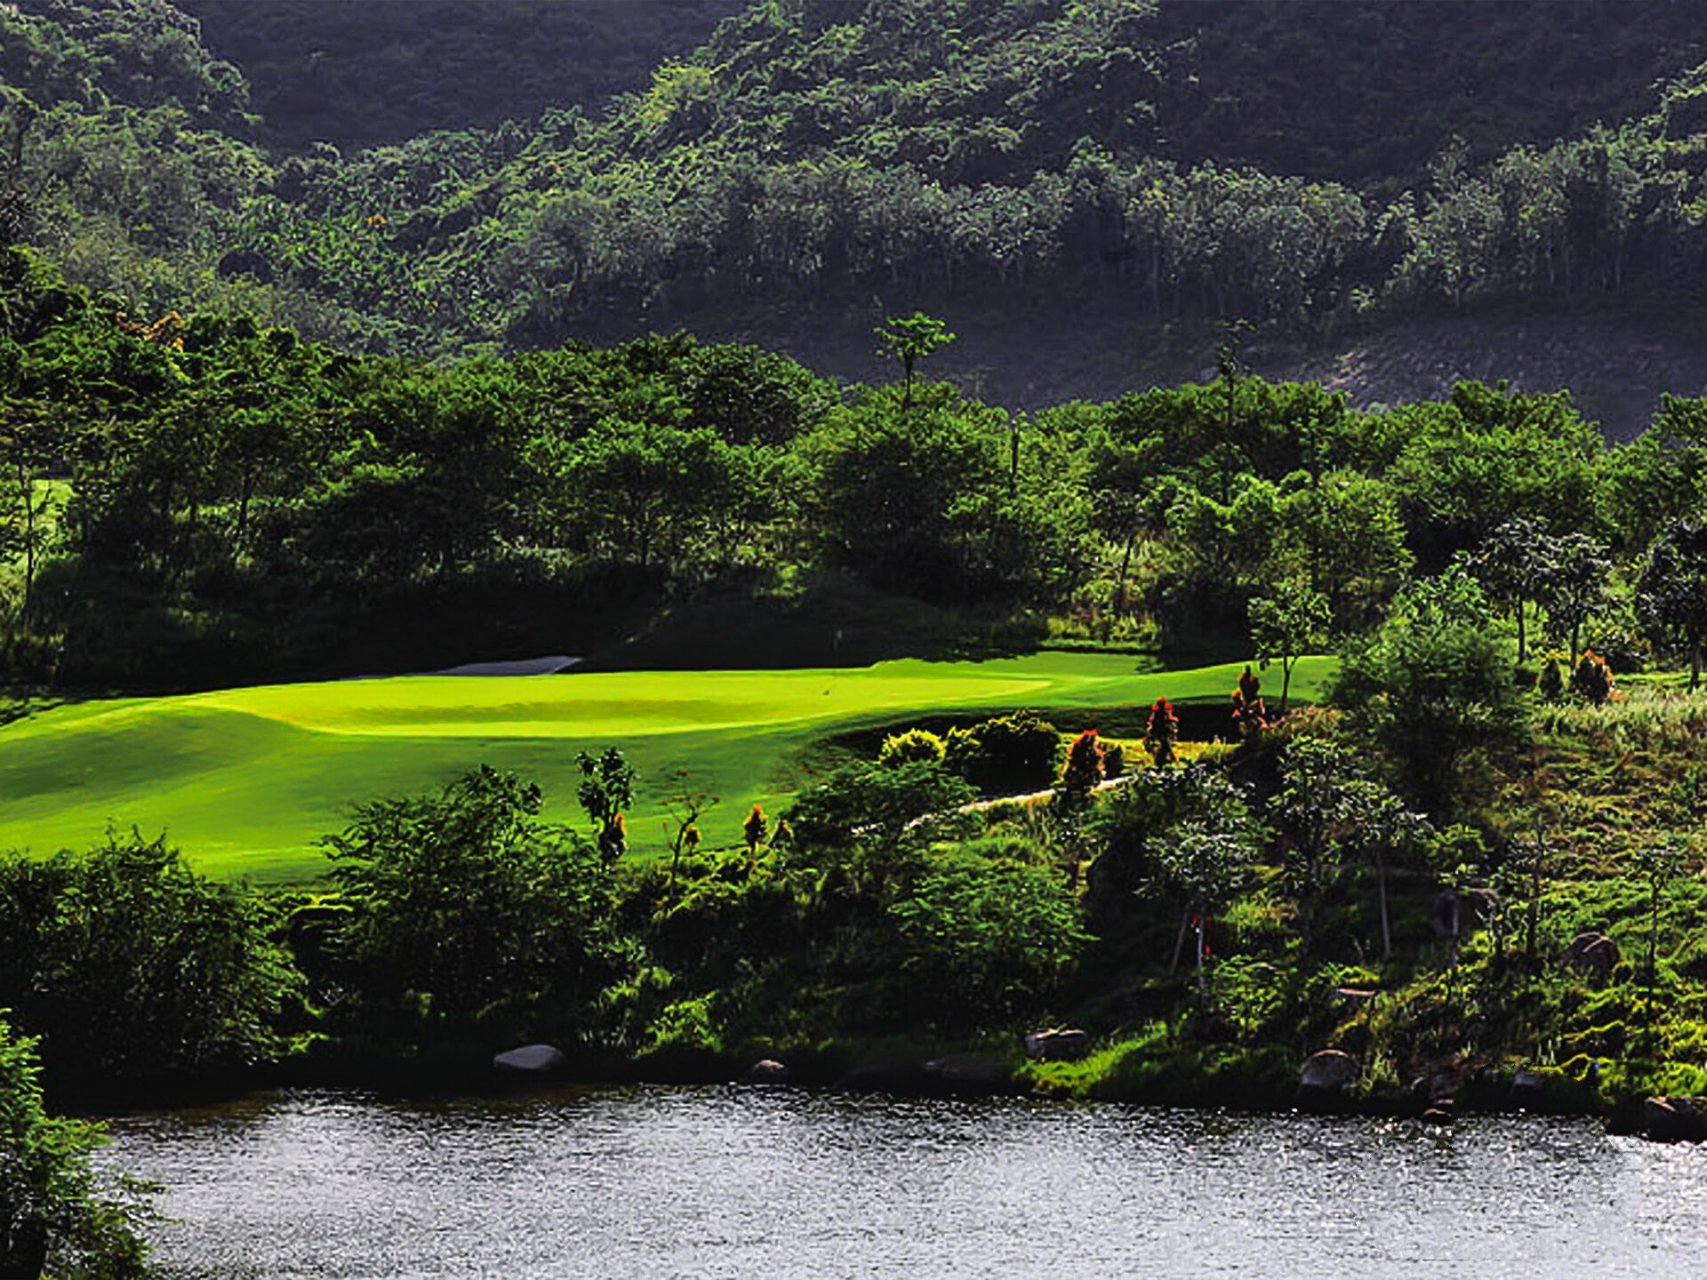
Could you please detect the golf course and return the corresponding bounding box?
[0,652,1332,882]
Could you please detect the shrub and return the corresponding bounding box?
[943,710,1062,795]
[0,1017,156,1280]
[0,833,303,1080]
[1061,728,1104,796]
[876,728,947,767]
[1103,741,1127,778]
[1571,648,1617,705]
[323,766,632,1032]
[1536,650,1569,701]
[888,850,1086,1026]
[1144,697,1179,766]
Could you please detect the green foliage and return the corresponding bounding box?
[1536,650,1570,701]
[876,727,947,768]
[888,849,1086,1027]
[1331,566,1528,813]
[808,391,1090,605]
[0,831,302,1079]
[943,710,1063,796]
[1637,520,1707,689]
[1249,582,1331,712]
[785,759,976,866]
[577,748,637,864]
[874,312,955,408]
[0,1017,156,1280]
[323,766,631,1032]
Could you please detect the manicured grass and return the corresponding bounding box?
[0,653,1333,883]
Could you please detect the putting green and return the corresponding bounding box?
[0,653,1333,882]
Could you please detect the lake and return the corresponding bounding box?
[102,1085,1707,1278]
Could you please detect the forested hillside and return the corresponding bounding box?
[7,0,1707,425]
[176,0,744,151]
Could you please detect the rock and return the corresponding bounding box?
[1420,1105,1455,1126]
[1300,1049,1359,1093]
[1025,1027,1091,1061]
[1645,1095,1707,1142]
[741,1058,791,1085]
[1429,887,1498,940]
[1561,931,1620,984]
[492,1043,566,1074]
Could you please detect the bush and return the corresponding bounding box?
[0,1017,156,1279]
[1571,648,1617,705]
[887,850,1086,1027]
[323,766,633,1034]
[1061,728,1104,796]
[0,833,303,1080]
[877,728,947,767]
[1536,650,1569,701]
[1103,741,1127,778]
[943,710,1062,795]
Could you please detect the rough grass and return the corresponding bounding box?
[0,653,1333,883]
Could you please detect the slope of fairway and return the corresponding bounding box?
[0,654,1333,882]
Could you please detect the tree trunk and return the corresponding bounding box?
[1195,911,1208,1000]
[1376,847,1391,960]
[16,462,34,620]
[1171,904,1192,974]
[1114,536,1133,616]
[1515,599,1526,665]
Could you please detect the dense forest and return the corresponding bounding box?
[7,0,1707,408]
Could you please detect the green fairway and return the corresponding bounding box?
[0,653,1333,882]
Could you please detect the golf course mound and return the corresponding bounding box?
[0,654,1331,881]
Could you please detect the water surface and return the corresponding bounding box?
[103,1086,1707,1278]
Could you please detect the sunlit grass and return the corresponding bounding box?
[0,653,1334,883]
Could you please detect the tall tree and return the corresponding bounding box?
[1637,520,1707,691]
[874,311,955,411]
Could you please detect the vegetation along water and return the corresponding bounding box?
[7,0,1707,1275]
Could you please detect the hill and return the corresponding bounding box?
[8,1,1707,424]
[176,0,746,151]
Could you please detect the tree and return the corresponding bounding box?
[874,311,955,410]
[1329,565,1528,815]
[888,852,1086,1028]
[1249,581,1331,713]
[1637,520,1707,691]
[324,767,630,1029]
[1470,516,1551,664]
[1273,737,1428,959]
[0,1017,155,1280]
[1537,531,1611,661]
[1636,837,1685,990]
[577,748,637,865]
[660,773,716,887]
[0,834,302,1080]
[1161,820,1257,998]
